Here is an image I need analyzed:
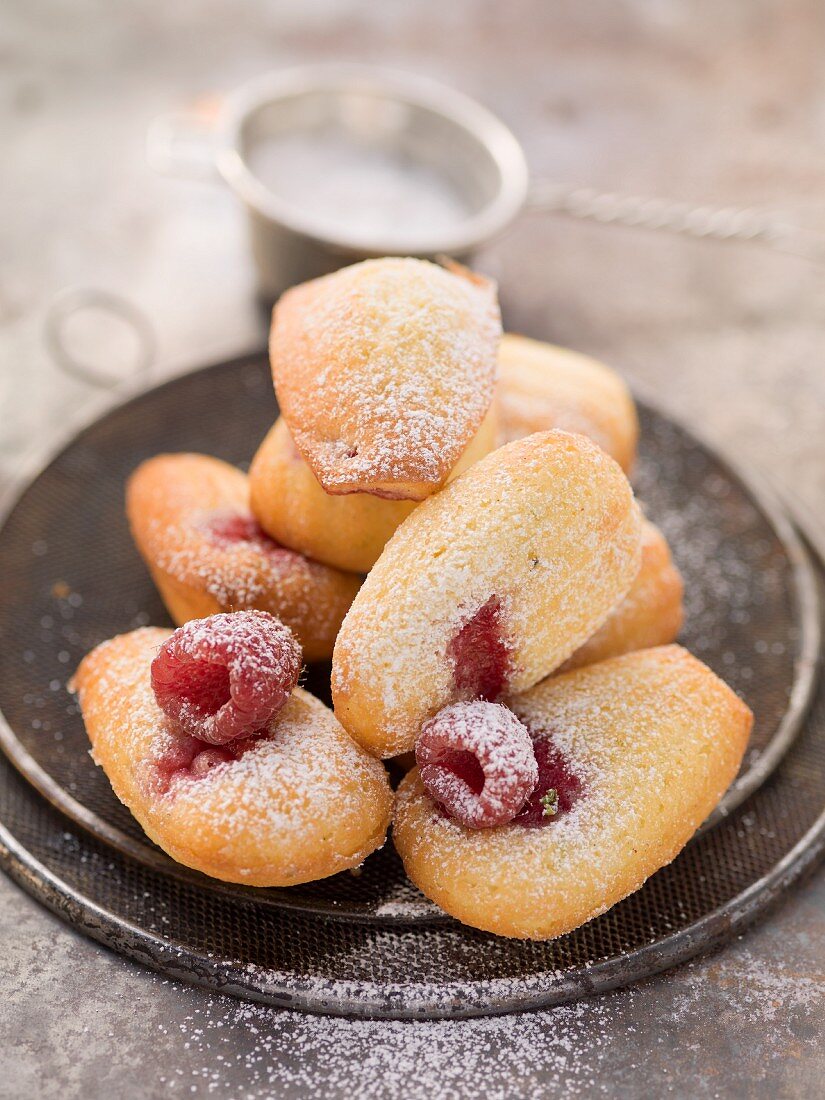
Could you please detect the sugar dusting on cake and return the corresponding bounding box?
[272,258,501,494]
[332,432,642,754]
[74,629,390,875]
[392,646,750,939]
[497,335,637,466]
[127,455,360,650]
[152,508,345,634]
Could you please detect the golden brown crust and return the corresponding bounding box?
[126,453,361,661]
[74,628,393,887]
[560,520,684,671]
[250,418,414,573]
[249,405,498,574]
[331,431,643,758]
[270,258,501,500]
[393,646,752,938]
[497,334,639,473]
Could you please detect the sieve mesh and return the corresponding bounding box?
[0,633,823,1018]
[0,353,822,1013]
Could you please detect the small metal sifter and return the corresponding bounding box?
[148,64,529,298]
[148,63,825,302]
[147,63,825,300]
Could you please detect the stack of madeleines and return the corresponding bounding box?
[74,257,751,940]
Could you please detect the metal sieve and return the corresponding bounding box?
[0,353,817,926]
[148,65,529,298]
[147,64,825,300]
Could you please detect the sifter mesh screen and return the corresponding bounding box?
[0,634,823,1018]
[0,353,821,1002]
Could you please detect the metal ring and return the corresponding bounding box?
[44,287,156,390]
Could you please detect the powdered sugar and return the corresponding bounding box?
[496,333,639,474]
[154,983,641,1097]
[394,646,751,938]
[557,519,684,676]
[145,933,823,1098]
[153,509,348,633]
[271,258,501,497]
[632,410,799,771]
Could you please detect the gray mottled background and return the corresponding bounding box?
[1,1,824,1096]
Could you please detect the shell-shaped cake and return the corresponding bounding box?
[249,405,497,574]
[497,334,639,473]
[270,257,501,500]
[332,431,643,758]
[561,519,684,671]
[126,453,361,661]
[393,646,752,938]
[74,627,393,886]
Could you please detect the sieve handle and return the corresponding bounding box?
[44,287,156,390]
[525,179,825,263]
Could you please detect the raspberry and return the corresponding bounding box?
[514,737,583,827]
[416,701,538,829]
[448,595,512,702]
[151,611,302,745]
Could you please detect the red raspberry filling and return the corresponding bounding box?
[514,737,583,827]
[202,510,293,560]
[150,610,302,745]
[416,701,538,829]
[448,595,513,702]
[151,732,260,795]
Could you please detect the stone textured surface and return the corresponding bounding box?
[1,1,824,1096]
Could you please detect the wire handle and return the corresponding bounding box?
[526,180,825,264]
[45,287,156,390]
